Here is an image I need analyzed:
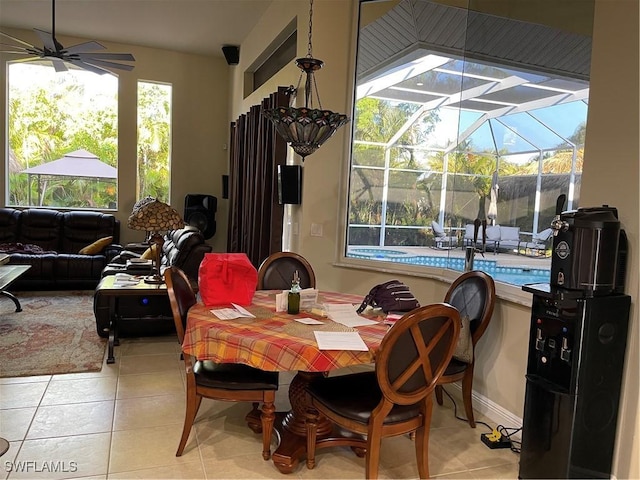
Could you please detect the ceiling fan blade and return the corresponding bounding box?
[79,57,135,72]
[0,31,38,49]
[67,59,111,75]
[64,41,106,54]
[34,28,59,52]
[76,52,135,62]
[51,58,68,73]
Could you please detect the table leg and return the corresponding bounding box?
[251,372,336,474]
[106,298,120,364]
[0,290,22,312]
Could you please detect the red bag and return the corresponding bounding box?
[198,253,258,306]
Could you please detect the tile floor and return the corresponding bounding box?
[1,335,519,479]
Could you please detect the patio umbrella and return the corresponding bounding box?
[487,170,499,226]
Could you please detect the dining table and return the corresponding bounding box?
[182,289,389,474]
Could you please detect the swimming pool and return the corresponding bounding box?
[347,247,550,286]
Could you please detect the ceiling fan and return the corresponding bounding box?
[0,0,135,75]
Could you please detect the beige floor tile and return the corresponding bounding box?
[0,375,51,385]
[118,353,182,376]
[27,400,115,439]
[0,407,36,441]
[465,462,520,479]
[107,461,205,479]
[10,433,111,480]
[41,377,118,406]
[115,371,184,400]
[296,446,370,479]
[53,362,119,381]
[195,406,271,461]
[118,337,180,357]
[201,454,284,479]
[109,424,198,473]
[113,393,185,431]
[0,382,48,409]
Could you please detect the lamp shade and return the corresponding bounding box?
[263,106,349,158]
[127,199,184,232]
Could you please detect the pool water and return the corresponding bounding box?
[348,248,550,286]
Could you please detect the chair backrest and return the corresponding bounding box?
[257,252,316,290]
[444,270,496,345]
[164,266,197,344]
[535,228,553,242]
[375,303,460,406]
[431,221,445,238]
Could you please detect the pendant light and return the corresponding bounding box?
[263,0,349,160]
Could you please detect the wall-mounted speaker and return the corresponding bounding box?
[278,165,302,205]
[222,45,240,65]
[184,194,217,239]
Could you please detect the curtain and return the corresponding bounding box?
[227,87,289,268]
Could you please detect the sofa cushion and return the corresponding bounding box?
[486,225,501,241]
[500,226,520,242]
[61,211,120,253]
[79,236,113,255]
[18,209,63,251]
[0,208,20,243]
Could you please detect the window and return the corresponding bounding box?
[137,81,172,202]
[345,0,592,288]
[6,62,118,209]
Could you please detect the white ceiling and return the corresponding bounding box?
[0,0,273,58]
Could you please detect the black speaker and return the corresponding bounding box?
[184,194,217,239]
[278,165,302,204]
[222,45,240,65]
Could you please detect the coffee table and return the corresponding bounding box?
[94,275,169,364]
[0,265,31,312]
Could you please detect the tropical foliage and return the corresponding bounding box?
[6,63,171,208]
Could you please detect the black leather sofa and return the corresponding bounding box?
[93,225,212,338]
[0,207,121,290]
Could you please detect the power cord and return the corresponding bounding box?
[440,386,521,454]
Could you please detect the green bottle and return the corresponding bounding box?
[287,270,301,314]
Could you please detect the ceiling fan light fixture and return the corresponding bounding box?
[263,0,349,160]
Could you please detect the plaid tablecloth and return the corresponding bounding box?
[182,290,389,372]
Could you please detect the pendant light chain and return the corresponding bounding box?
[307,0,314,58]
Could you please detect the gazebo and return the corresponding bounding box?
[21,149,117,206]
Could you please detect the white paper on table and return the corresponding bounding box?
[210,304,256,320]
[313,331,369,351]
[324,303,378,327]
[295,317,325,325]
[232,303,256,318]
[275,292,288,312]
[299,288,319,310]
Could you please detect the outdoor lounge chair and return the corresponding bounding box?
[431,221,458,249]
[520,228,553,257]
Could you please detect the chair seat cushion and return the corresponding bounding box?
[443,358,469,376]
[307,372,420,425]
[194,361,279,390]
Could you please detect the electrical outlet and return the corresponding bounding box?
[310,223,323,237]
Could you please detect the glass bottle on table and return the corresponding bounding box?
[287,270,301,314]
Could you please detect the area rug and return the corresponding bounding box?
[0,291,106,378]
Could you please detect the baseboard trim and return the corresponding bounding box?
[447,383,523,441]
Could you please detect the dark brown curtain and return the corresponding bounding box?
[227,87,289,268]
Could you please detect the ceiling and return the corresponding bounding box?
[0,0,273,59]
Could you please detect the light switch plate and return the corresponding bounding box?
[310,223,323,237]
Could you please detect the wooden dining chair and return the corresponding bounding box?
[257,251,316,290]
[164,266,280,459]
[304,303,461,479]
[435,270,496,427]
